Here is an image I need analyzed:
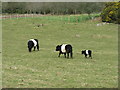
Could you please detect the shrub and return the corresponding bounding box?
[101,2,120,24]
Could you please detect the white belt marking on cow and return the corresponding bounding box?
[30,39,37,46]
[61,44,67,53]
[86,50,89,54]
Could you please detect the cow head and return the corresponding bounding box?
[28,41,33,52]
[81,50,85,54]
[56,45,61,51]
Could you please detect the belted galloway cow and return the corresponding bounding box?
[56,44,73,58]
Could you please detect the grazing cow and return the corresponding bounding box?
[27,39,39,52]
[81,50,92,59]
[56,44,73,58]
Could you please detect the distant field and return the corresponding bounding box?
[2,13,100,23]
[2,15,118,88]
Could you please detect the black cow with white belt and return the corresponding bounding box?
[27,39,39,52]
[81,50,92,59]
[56,44,73,58]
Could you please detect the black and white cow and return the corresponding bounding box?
[27,39,39,52]
[56,44,73,58]
[81,50,92,59]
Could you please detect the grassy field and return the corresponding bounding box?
[2,15,118,88]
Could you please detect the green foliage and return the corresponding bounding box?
[2,2,26,14]
[101,2,120,24]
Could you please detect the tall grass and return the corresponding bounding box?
[37,14,100,23]
[3,13,100,23]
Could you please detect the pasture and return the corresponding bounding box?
[2,15,118,88]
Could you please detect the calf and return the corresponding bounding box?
[56,44,73,58]
[81,50,92,59]
[27,39,39,52]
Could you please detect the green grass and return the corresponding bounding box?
[2,15,118,88]
[8,13,100,23]
[37,14,99,23]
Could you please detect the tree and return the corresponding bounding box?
[101,2,120,24]
[2,2,26,14]
[2,2,105,15]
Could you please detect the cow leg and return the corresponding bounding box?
[64,53,66,58]
[85,54,87,58]
[37,44,39,51]
[67,53,69,58]
[70,52,73,58]
[29,48,32,52]
[58,52,61,57]
[34,46,36,51]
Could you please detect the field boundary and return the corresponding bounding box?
[1,14,100,23]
